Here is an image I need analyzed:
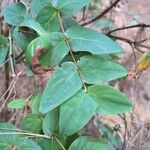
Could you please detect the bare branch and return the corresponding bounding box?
[80,0,121,26]
[107,24,150,35]
[108,34,149,53]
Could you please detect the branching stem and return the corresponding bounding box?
[57,11,87,91]
[80,0,121,26]
[107,24,150,35]
[54,136,66,150]
[0,132,50,139]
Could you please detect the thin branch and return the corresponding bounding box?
[0,71,24,113]
[0,58,10,68]
[80,0,121,26]
[0,78,16,102]
[107,24,150,35]
[0,132,50,139]
[108,34,149,52]
[54,136,66,150]
[108,35,132,44]
[15,52,24,63]
[122,113,128,150]
[57,12,77,63]
[81,6,86,21]
[128,123,150,147]
[135,43,150,50]
[57,11,87,91]
[8,29,15,77]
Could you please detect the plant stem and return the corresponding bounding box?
[54,136,66,150]
[0,132,50,139]
[0,58,10,68]
[107,23,150,35]
[108,34,148,53]
[80,0,121,26]
[9,29,15,77]
[57,11,87,91]
[57,11,77,64]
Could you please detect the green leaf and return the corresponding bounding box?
[0,34,7,44]
[8,99,26,109]
[63,17,79,30]
[26,33,68,68]
[78,55,128,84]
[42,108,59,136]
[0,124,42,150]
[0,34,8,65]
[36,6,60,32]
[26,34,51,67]
[0,47,8,65]
[20,114,42,133]
[2,2,26,26]
[52,0,91,16]
[69,136,109,150]
[31,93,42,115]
[99,124,122,149]
[17,138,42,150]
[31,0,52,17]
[12,27,30,51]
[0,143,12,150]
[0,123,19,149]
[66,134,79,149]
[39,62,82,113]
[65,26,123,54]
[59,90,97,137]
[88,85,133,114]
[20,19,47,35]
[12,27,37,52]
[36,138,61,150]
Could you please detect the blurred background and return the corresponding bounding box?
[1,0,150,149]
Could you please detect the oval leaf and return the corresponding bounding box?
[21,114,42,133]
[52,0,91,16]
[0,123,19,149]
[0,34,9,65]
[39,62,82,113]
[2,2,26,25]
[36,6,60,32]
[20,19,47,35]
[17,138,42,150]
[31,0,52,17]
[88,85,133,114]
[69,136,109,150]
[78,55,128,84]
[36,138,62,150]
[99,124,122,149]
[59,90,97,137]
[8,99,26,109]
[31,93,42,115]
[26,33,69,68]
[65,26,123,55]
[42,108,59,136]
[12,27,37,52]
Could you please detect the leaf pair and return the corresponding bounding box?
[0,123,42,150]
[39,57,130,114]
[39,61,132,137]
[26,25,123,70]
